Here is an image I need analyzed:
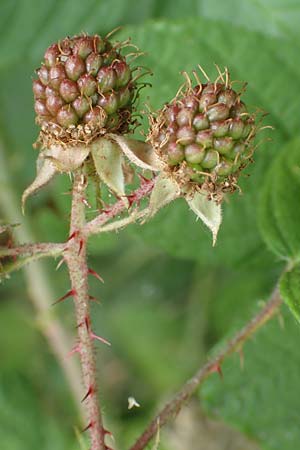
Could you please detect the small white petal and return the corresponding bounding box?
[128,396,140,409]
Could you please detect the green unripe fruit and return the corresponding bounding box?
[34,99,49,116]
[149,75,259,194]
[37,66,49,86]
[214,137,234,155]
[218,89,237,108]
[59,79,79,103]
[177,126,195,145]
[215,159,234,176]
[199,93,217,112]
[72,96,90,117]
[113,61,131,88]
[201,150,219,169]
[185,144,205,164]
[57,105,78,127]
[46,95,64,116]
[229,118,245,139]
[33,80,46,99]
[97,67,116,93]
[195,130,213,148]
[86,53,103,76]
[77,74,97,96]
[207,103,230,122]
[83,107,107,127]
[177,109,195,127]
[211,120,229,137]
[74,37,94,59]
[193,114,209,131]
[167,142,185,165]
[98,92,119,115]
[65,55,86,81]
[44,44,60,68]
[49,64,66,90]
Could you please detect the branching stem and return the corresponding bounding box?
[129,288,282,450]
[84,177,155,236]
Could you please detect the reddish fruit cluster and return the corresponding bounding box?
[33,33,135,146]
[149,76,258,197]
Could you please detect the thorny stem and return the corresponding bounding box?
[129,288,282,450]
[0,141,84,417]
[64,170,106,450]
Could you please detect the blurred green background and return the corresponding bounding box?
[1,1,300,449]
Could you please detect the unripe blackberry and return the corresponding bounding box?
[33,33,136,147]
[149,72,258,198]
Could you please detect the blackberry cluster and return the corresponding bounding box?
[149,79,257,197]
[33,34,135,146]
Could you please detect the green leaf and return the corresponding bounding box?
[280,264,300,323]
[0,373,77,450]
[259,138,300,261]
[91,137,125,197]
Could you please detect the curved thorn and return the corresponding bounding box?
[88,268,104,284]
[90,331,111,346]
[52,289,76,306]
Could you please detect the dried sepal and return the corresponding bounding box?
[186,190,222,245]
[22,154,57,213]
[90,137,125,197]
[148,173,181,217]
[43,144,90,172]
[108,134,162,171]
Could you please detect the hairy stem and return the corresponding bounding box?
[0,242,64,258]
[64,170,106,450]
[84,177,155,236]
[0,140,83,417]
[129,288,282,450]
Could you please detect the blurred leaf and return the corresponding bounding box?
[0,302,39,371]
[259,138,300,261]
[202,308,300,450]
[280,264,300,323]
[0,373,76,450]
[209,263,282,340]
[198,0,300,39]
